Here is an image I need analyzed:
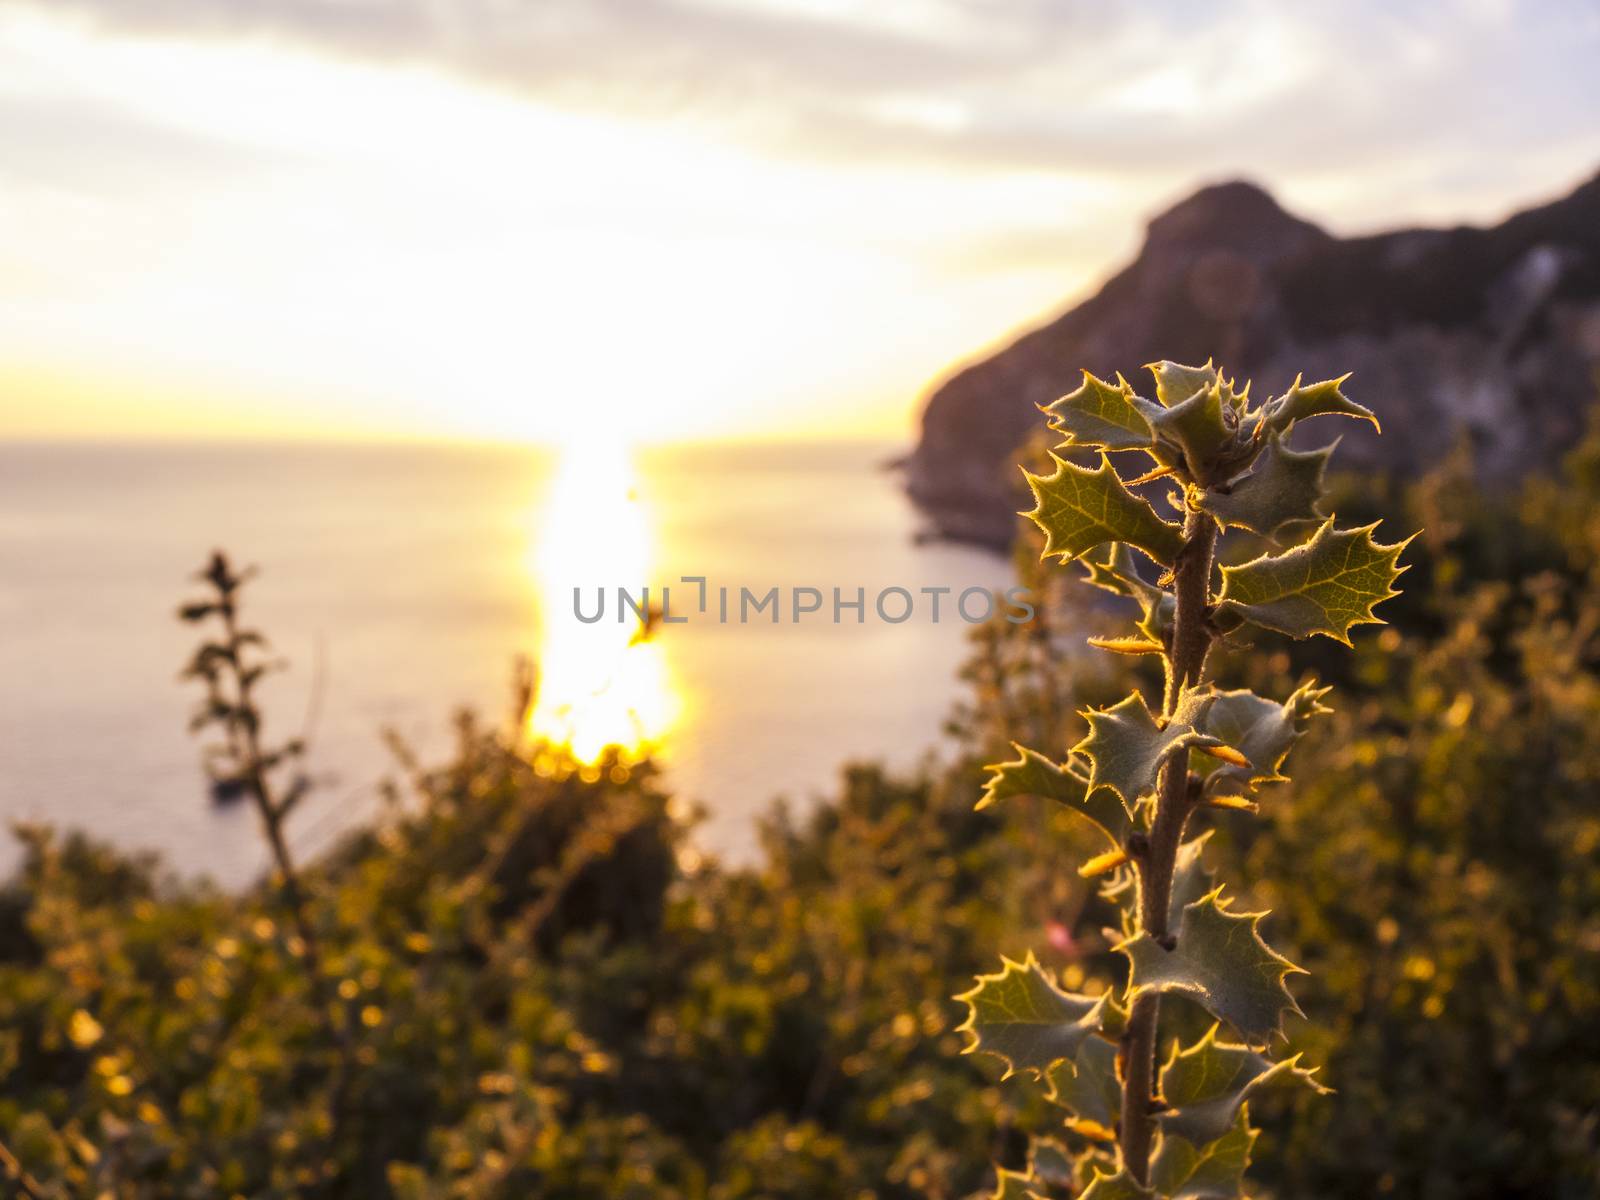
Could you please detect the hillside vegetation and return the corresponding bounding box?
[2,425,1599,1198]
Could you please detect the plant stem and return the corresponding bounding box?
[217,595,322,969]
[1120,506,1218,1184]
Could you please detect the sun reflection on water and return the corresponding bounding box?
[527,435,679,765]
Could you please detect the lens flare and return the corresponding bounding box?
[527,435,678,764]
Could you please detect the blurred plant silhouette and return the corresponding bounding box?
[179,552,317,952]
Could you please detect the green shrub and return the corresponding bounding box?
[2,399,1598,1198]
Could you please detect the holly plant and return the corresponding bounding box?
[958,361,1412,1198]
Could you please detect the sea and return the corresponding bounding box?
[0,439,1012,885]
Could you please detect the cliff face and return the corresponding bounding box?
[906,173,1600,547]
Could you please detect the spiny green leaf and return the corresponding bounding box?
[1120,890,1306,1045]
[1148,381,1238,472]
[1079,1168,1156,1200]
[1081,542,1158,601]
[1158,1024,1328,1147]
[1109,832,1216,941]
[1138,596,1177,646]
[1072,1149,1123,1196]
[1045,1034,1120,1137]
[989,1166,1050,1200]
[1072,690,1218,806]
[1086,635,1168,658]
[1191,681,1333,797]
[1217,376,1251,416]
[1022,454,1183,567]
[979,744,1130,849]
[1262,373,1378,432]
[1168,833,1216,923]
[1080,543,1173,644]
[1045,371,1154,452]
[1149,1108,1256,1200]
[1198,429,1333,537]
[1148,360,1217,408]
[1216,519,1413,644]
[977,743,1088,811]
[956,953,1108,1078]
[1027,1136,1077,1187]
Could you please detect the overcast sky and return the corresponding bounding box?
[2,0,1597,444]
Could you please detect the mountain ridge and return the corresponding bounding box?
[905,169,1600,547]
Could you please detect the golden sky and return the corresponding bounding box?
[2,0,1597,446]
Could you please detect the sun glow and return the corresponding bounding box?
[527,434,679,765]
[0,7,1123,448]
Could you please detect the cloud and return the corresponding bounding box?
[2,0,1597,442]
[0,89,298,196]
[17,0,1597,219]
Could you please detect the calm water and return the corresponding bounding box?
[0,440,1009,885]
